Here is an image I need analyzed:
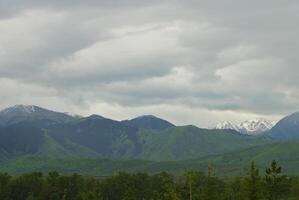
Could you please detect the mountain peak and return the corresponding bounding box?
[135,115,158,119]
[214,118,275,135]
[86,114,106,120]
[122,115,174,130]
[1,104,37,114]
[0,105,76,126]
[238,118,274,134]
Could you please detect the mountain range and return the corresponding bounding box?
[0,105,270,161]
[0,104,299,175]
[215,118,276,135]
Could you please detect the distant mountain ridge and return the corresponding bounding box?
[215,118,275,135]
[0,104,299,175]
[0,105,271,162]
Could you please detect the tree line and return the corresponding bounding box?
[0,160,298,200]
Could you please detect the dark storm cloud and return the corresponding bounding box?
[0,0,298,126]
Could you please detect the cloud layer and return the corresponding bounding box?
[0,0,298,127]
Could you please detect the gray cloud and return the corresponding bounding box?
[0,0,298,126]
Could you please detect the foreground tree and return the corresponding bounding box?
[223,177,245,200]
[178,171,206,200]
[244,162,262,200]
[264,160,290,200]
[0,173,11,199]
[200,165,224,200]
[151,172,180,200]
[0,160,298,200]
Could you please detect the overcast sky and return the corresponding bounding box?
[0,0,298,127]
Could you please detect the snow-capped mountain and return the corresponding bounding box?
[0,105,77,126]
[214,118,276,135]
[215,121,238,130]
[238,118,275,135]
[0,105,36,115]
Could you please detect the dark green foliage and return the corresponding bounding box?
[0,161,297,200]
[264,160,290,200]
[244,162,262,200]
[223,177,245,200]
[9,172,43,200]
[0,172,11,199]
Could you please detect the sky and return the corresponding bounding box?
[0,0,298,127]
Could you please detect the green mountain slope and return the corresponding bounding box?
[194,140,299,175]
[145,140,299,176]
[37,132,100,158]
[0,119,272,162]
[136,125,271,160]
[46,115,142,159]
[46,123,271,161]
[0,121,102,161]
[2,140,299,176]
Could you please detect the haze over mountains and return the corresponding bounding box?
[0,104,299,175]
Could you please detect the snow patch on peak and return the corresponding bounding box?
[238,118,274,135]
[214,118,276,135]
[215,121,238,130]
[1,104,36,114]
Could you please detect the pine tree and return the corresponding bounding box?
[265,160,290,200]
[200,164,223,200]
[244,161,262,200]
[0,173,10,200]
